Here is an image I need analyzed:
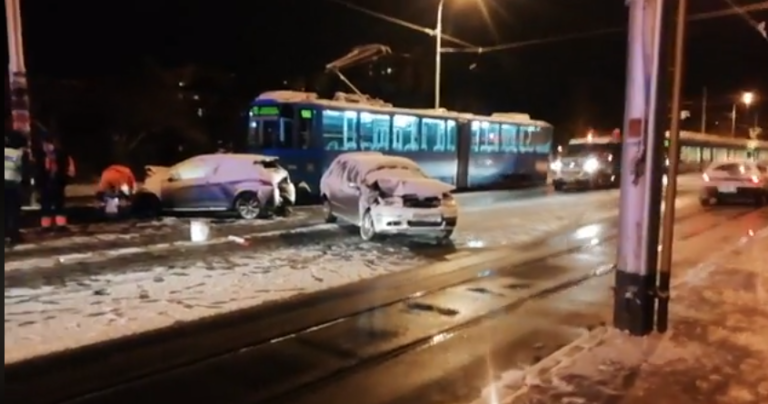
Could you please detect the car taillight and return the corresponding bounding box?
[751,175,760,184]
[702,173,710,182]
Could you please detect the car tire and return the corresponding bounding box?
[359,210,377,241]
[437,228,454,243]
[132,193,161,218]
[323,197,337,223]
[754,192,767,207]
[233,191,261,220]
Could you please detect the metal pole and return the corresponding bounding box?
[434,0,444,109]
[700,87,707,133]
[657,0,687,334]
[731,103,737,136]
[614,0,666,336]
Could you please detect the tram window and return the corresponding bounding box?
[322,109,358,151]
[393,114,419,152]
[247,118,259,149]
[298,109,313,149]
[359,112,391,151]
[422,118,447,152]
[500,124,518,152]
[445,120,457,152]
[470,121,480,152]
[538,126,554,154]
[261,120,281,148]
[480,122,500,152]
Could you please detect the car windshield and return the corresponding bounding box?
[564,143,618,157]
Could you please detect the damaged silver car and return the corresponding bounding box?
[320,152,459,241]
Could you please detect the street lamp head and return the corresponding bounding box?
[741,92,754,106]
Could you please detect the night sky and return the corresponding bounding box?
[6,0,768,135]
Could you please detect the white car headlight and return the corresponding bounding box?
[550,160,562,171]
[442,194,456,206]
[583,158,599,173]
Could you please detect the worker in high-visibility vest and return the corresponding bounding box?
[5,130,31,244]
[96,164,136,216]
[31,134,75,231]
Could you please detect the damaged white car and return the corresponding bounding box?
[320,152,459,241]
[133,154,296,219]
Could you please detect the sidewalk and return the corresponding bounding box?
[476,216,768,404]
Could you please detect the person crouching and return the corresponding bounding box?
[96,164,136,217]
[33,135,75,231]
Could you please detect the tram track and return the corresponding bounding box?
[6,199,745,404]
[42,205,760,404]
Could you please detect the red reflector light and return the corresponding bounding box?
[702,173,710,182]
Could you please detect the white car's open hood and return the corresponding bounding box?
[365,169,454,198]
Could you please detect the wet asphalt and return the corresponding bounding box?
[5,200,764,404]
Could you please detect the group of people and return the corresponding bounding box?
[5,129,75,245]
[5,128,140,246]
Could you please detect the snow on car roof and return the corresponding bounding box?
[195,153,280,163]
[254,90,552,127]
[336,152,422,177]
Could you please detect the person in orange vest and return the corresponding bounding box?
[31,134,75,231]
[96,164,136,215]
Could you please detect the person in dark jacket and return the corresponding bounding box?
[31,134,75,230]
[5,130,31,244]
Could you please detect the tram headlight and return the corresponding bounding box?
[550,160,562,171]
[583,158,599,173]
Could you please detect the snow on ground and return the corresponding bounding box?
[3,191,698,363]
[469,207,768,404]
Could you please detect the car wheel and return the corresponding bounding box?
[360,210,377,241]
[233,192,261,220]
[437,228,454,243]
[132,193,161,218]
[754,193,767,207]
[323,197,337,223]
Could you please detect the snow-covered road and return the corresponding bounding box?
[3,183,699,363]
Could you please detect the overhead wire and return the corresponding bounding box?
[326,0,478,48]
[328,0,768,54]
[444,1,768,53]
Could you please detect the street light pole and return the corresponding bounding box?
[435,0,445,109]
[614,0,666,337]
[657,0,688,334]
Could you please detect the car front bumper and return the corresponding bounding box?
[370,205,458,235]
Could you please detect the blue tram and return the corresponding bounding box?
[245,91,554,196]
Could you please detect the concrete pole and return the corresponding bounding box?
[613,0,666,336]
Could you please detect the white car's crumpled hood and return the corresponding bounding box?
[365,169,454,198]
[142,165,170,196]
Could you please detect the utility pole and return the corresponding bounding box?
[657,0,688,334]
[700,87,707,133]
[6,0,31,136]
[614,0,667,336]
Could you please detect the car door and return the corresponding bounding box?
[338,161,363,222]
[167,157,216,210]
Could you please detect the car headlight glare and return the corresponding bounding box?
[583,158,599,173]
[550,161,562,171]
